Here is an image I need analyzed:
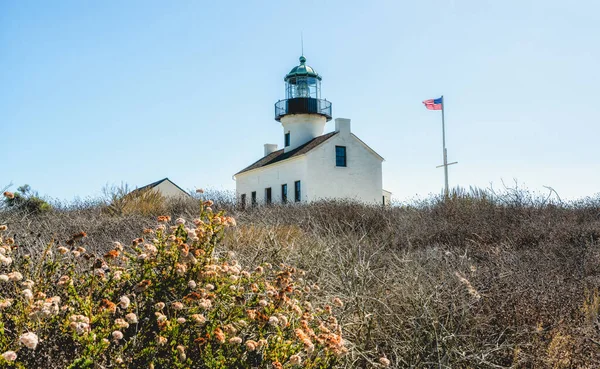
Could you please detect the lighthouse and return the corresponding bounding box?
[275,56,332,152]
[234,56,390,206]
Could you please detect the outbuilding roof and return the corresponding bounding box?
[235,131,338,176]
[129,177,190,197]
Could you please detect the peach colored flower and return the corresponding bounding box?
[119,296,130,309]
[172,302,184,310]
[0,255,12,266]
[8,271,23,281]
[199,299,212,310]
[229,336,243,344]
[289,354,302,366]
[379,357,391,367]
[332,297,344,308]
[176,345,186,361]
[191,314,206,324]
[22,289,33,300]
[125,313,138,324]
[0,299,13,309]
[114,318,129,329]
[214,327,226,344]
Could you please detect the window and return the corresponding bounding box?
[265,187,272,204]
[336,146,347,167]
[285,132,290,147]
[294,181,301,202]
[281,184,288,203]
[241,194,246,209]
[251,191,257,207]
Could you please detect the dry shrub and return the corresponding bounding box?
[103,185,167,217]
[0,203,346,368]
[2,188,600,367]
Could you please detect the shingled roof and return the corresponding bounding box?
[235,131,338,176]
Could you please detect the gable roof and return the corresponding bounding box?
[351,133,385,161]
[235,131,338,176]
[129,178,190,197]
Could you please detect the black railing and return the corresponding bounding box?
[275,98,332,121]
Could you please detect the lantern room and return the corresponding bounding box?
[285,56,322,99]
[275,56,332,122]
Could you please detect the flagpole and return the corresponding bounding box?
[441,96,449,197]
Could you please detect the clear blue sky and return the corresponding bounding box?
[2,0,599,202]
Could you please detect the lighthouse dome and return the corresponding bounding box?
[284,56,322,81]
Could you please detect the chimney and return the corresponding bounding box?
[264,143,278,156]
[335,118,351,136]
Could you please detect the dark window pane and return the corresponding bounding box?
[251,191,257,206]
[241,194,246,209]
[294,181,301,202]
[265,188,272,204]
[282,184,288,203]
[285,132,290,147]
[336,146,346,167]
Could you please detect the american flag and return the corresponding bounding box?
[423,97,443,110]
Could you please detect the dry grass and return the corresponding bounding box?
[2,188,600,368]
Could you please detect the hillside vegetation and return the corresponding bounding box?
[1,188,600,368]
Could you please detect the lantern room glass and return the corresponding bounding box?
[285,76,321,100]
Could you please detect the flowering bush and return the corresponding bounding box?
[0,201,346,368]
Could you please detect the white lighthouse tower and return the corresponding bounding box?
[234,56,389,206]
[275,56,332,152]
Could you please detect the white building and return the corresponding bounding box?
[131,178,190,199]
[234,56,389,206]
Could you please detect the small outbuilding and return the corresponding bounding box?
[130,178,190,199]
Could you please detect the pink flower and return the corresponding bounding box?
[112,330,123,341]
[1,350,17,362]
[20,332,39,350]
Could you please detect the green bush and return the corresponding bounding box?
[3,185,51,214]
[0,200,346,368]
